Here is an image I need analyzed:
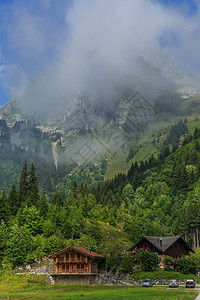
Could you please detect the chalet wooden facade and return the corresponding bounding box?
[129,236,195,266]
[49,246,105,274]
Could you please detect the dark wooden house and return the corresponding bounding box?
[49,246,105,274]
[129,236,194,267]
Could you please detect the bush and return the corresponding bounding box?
[176,257,198,275]
[106,253,120,273]
[137,252,160,271]
[121,252,133,274]
[163,255,175,271]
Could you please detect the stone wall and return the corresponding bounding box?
[96,273,130,285]
[46,272,132,286]
[17,257,55,274]
[50,274,97,285]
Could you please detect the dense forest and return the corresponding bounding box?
[1,122,200,269]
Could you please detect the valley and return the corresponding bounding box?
[1,1,200,298]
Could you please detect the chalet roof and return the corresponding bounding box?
[48,246,105,259]
[130,236,195,253]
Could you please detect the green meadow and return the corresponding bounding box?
[0,274,198,300]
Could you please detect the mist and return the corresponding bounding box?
[0,0,200,114]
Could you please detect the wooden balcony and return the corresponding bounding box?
[57,269,98,274]
[57,257,64,262]
[55,255,88,264]
[67,258,87,263]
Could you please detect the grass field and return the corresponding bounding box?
[0,274,198,300]
[0,284,198,300]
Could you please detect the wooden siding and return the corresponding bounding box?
[164,240,189,258]
[54,250,100,274]
[130,240,162,254]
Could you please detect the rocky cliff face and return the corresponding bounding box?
[0,40,198,189]
[0,87,159,173]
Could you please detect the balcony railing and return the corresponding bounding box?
[57,257,64,262]
[65,259,87,263]
[56,256,88,263]
[58,269,98,274]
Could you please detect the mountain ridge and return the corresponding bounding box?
[0,40,199,191]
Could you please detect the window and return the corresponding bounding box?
[77,253,80,260]
[77,264,80,269]
[66,265,69,271]
[66,254,69,261]
[62,265,65,272]
[81,264,84,269]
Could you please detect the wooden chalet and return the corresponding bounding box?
[129,236,194,266]
[49,246,105,275]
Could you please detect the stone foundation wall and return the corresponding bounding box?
[46,273,131,286]
[51,274,97,285]
[96,273,130,285]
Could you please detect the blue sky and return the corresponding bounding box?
[155,0,198,14]
[0,0,199,106]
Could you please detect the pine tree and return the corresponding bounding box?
[193,127,199,139]
[19,161,29,206]
[71,181,78,199]
[0,188,9,222]
[126,147,134,162]
[27,162,40,207]
[195,140,200,151]
[38,194,49,217]
[8,184,19,216]
[51,191,63,207]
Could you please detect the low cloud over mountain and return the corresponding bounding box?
[0,0,200,112]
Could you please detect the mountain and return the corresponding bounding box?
[0,40,199,192]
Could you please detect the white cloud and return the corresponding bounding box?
[0,0,200,110]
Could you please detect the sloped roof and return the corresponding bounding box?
[130,236,195,253]
[48,246,105,259]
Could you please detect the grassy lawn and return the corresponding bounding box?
[0,274,198,300]
[0,285,198,300]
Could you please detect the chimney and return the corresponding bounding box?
[160,238,163,248]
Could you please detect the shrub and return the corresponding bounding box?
[176,257,198,275]
[106,253,120,273]
[163,255,176,271]
[121,252,133,274]
[137,252,160,271]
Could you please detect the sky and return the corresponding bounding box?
[0,0,200,107]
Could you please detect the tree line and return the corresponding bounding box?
[1,126,200,268]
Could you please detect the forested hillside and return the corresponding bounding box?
[1,124,200,268]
